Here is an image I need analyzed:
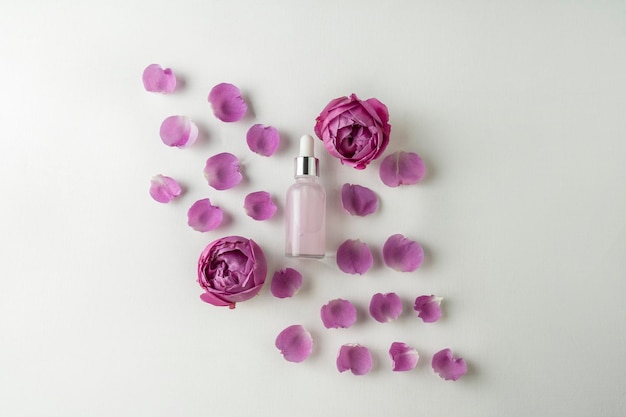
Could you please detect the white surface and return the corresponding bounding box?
[1,1,625,416]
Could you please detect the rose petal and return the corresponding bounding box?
[414,295,443,323]
[432,348,467,381]
[142,64,176,93]
[159,115,198,148]
[203,152,243,190]
[389,342,419,372]
[244,191,277,221]
[337,344,372,375]
[369,293,403,323]
[320,298,357,329]
[246,124,280,156]
[340,183,378,216]
[379,151,426,187]
[382,234,424,272]
[208,83,247,122]
[336,239,373,275]
[149,174,182,203]
[187,198,223,232]
[275,325,313,363]
[270,268,303,299]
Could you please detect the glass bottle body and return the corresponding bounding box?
[285,176,326,258]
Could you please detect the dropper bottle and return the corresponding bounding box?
[285,134,326,258]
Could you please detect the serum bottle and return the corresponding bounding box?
[285,134,326,258]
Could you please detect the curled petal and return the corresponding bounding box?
[270,268,303,299]
[208,83,247,122]
[379,151,426,187]
[159,115,198,148]
[337,344,372,376]
[413,295,443,323]
[382,234,424,272]
[340,183,378,216]
[204,152,243,190]
[244,191,277,221]
[336,239,373,275]
[369,293,403,323]
[246,124,280,156]
[389,342,419,372]
[275,325,313,363]
[149,174,182,203]
[320,299,357,329]
[142,64,176,93]
[187,198,223,232]
[432,348,467,381]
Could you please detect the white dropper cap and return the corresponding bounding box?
[294,134,319,177]
[299,134,315,157]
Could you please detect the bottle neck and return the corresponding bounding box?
[294,156,319,177]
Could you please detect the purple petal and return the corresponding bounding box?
[244,191,277,221]
[246,124,280,156]
[270,268,303,299]
[149,174,182,203]
[369,293,403,323]
[187,198,223,232]
[208,83,247,122]
[389,342,419,371]
[340,183,378,216]
[159,115,198,148]
[413,295,443,323]
[432,348,467,381]
[203,152,243,190]
[379,151,426,187]
[275,325,313,363]
[382,234,424,272]
[142,64,176,93]
[336,239,373,275]
[320,298,357,329]
[336,344,372,375]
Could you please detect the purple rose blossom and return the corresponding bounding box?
[275,325,313,363]
[197,236,267,308]
[432,348,467,381]
[314,93,391,169]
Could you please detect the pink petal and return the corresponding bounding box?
[337,344,372,376]
[246,124,280,156]
[159,115,198,148]
[336,239,373,275]
[149,174,182,203]
[379,151,426,187]
[320,298,357,329]
[187,198,223,232]
[369,292,403,323]
[432,348,467,381]
[244,191,277,221]
[340,183,378,216]
[142,64,176,93]
[389,342,419,372]
[382,234,424,272]
[203,152,243,190]
[270,268,303,299]
[275,325,313,363]
[208,83,247,122]
[413,295,443,323]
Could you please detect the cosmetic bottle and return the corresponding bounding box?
[285,135,326,258]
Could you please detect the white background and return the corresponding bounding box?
[1,1,625,416]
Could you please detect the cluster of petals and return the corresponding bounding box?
[159,115,198,148]
[369,292,403,323]
[379,151,426,187]
[149,174,182,203]
[336,239,373,275]
[270,268,303,299]
[275,325,313,363]
[320,298,357,329]
[203,152,243,190]
[187,198,223,232]
[414,295,443,323]
[432,348,467,381]
[246,124,280,156]
[389,342,419,372]
[243,191,277,221]
[340,183,378,216]
[336,344,372,375]
[382,234,424,272]
[208,83,247,122]
[142,64,176,93]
